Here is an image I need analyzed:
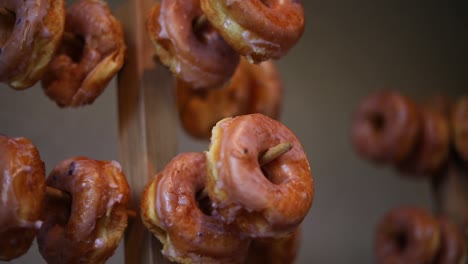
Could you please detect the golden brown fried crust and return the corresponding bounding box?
[352,91,420,164]
[141,152,250,264]
[206,114,314,237]
[146,0,239,89]
[0,135,46,261]
[453,97,468,163]
[0,0,65,89]
[245,228,301,264]
[42,0,125,107]
[37,157,130,264]
[375,207,441,264]
[244,59,283,119]
[176,59,251,139]
[177,58,283,140]
[201,0,304,63]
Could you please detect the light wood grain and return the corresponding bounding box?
[116,0,176,263]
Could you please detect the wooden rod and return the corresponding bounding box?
[116,0,177,263]
[259,142,293,166]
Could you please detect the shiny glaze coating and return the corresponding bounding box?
[434,217,467,264]
[37,157,130,264]
[452,97,468,163]
[0,0,65,89]
[245,227,301,264]
[352,91,420,164]
[206,114,314,237]
[245,59,283,119]
[0,135,45,260]
[177,59,251,139]
[141,152,250,264]
[201,0,305,63]
[375,207,440,264]
[42,0,125,107]
[398,108,450,176]
[146,0,239,89]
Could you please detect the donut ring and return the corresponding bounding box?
[244,59,283,119]
[398,108,450,176]
[141,152,250,263]
[245,228,301,264]
[0,135,45,261]
[352,91,420,164]
[176,58,251,139]
[375,207,440,264]
[434,217,467,264]
[206,114,314,237]
[201,0,305,63]
[146,0,239,89]
[37,157,130,264]
[452,97,468,163]
[0,0,65,89]
[41,0,125,107]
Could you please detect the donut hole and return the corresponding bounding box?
[196,189,213,216]
[60,33,85,63]
[46,192,72,225]
[192,16,217,45]
[0,8,15,48]
[393,231,408,253]
[368,113,386,132]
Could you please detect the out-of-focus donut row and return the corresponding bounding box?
[0,0,125,107]
[0,114,315,263]
[375,206,467,264]
[351,91,468,177]
[141,114,314,263]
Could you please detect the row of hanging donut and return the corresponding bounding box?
[0,113,314,263]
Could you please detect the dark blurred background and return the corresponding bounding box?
[1,0,467,263]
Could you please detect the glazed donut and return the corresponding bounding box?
[452,97,468,163]
[206,114,314,237]
[176,58,251,139]
[141,152,250,263]
[434,217,467,264]
[424,95,453,119]
[0,135,45,261]
[201,0,305,63]
[244,59,283,119]
[37,157,130,264]
[245,228,301,264]
[398,108,450,176]
[0,0,65,89]
[41,0,125,107]
[146,0,239,89]
[352,91,420,164]
[375,207,440,264]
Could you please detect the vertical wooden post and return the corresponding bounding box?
[116,0,175,263]
[432,160,468,228]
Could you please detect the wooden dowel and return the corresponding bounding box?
[45,186,137,218]
[432,159,468,228]
[259,142,293,166]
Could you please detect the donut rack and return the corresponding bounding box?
[116,0,175,262]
